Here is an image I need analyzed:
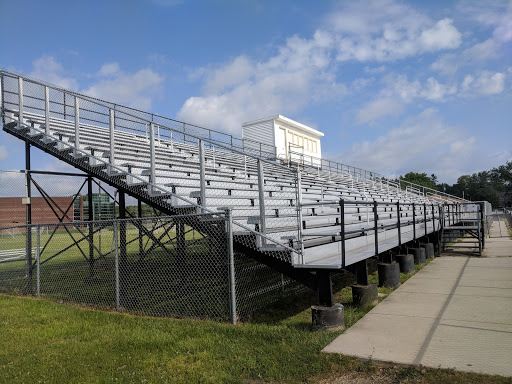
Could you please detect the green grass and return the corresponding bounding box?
[1,257,509,383]
[1,268,509,384]
[1,231,509,383]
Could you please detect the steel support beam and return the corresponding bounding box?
[317,270,334,307]
[87,176,95,279]
[199,139,206,211]
[25,141,32,291]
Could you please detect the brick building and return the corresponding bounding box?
[0,196,81,228]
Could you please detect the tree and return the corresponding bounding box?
[399,172,437,190]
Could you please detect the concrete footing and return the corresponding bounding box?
[410,248,426,264]
[420,243,435,259]
[378,263,401,288]
[352,284,378,306]
[312,304,345,331]
[395,254,415,274]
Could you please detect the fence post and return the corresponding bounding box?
[225,209,237,325]
[36,224,40,297]
[114,221,120,311]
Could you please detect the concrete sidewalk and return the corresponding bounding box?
[323,220,512,377]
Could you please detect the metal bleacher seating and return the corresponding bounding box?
[1,70,469,274]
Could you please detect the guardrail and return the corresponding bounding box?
[287,147,467,203]
[299,199,444,268]
[0,69,299,263]
[0,69,277,159]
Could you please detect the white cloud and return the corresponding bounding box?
[418,18,461,51]
[432,1,512,73]
[0,145,8,161]
[97,62,121,77]
[30,56,79,90]
[27,56,165,111]
[338,109,482,183]
[420,77,457,100]
[357,98,404,123]
[178,0,465,132]
[329,2,461,62]
[178,30,345,133]
[83,67,164,110]
[462,70,507,95]
[357,74,456,122]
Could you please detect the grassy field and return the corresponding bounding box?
[1,260,510,384]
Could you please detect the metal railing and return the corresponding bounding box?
[287,147,467,203]
[299,199,444,267]
[0,69,299,263]
[0,69,277,159]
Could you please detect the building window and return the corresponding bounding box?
[287,130,318,153]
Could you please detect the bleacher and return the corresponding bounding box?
[1,70,461,272]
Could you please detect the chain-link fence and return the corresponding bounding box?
[0,214,308,322]
[0,170,308,321]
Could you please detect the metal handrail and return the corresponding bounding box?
[287,148,467,203]
[0,69,277,159]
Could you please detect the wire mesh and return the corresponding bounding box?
[0,169,312,321]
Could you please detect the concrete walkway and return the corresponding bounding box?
[323,217,512,377]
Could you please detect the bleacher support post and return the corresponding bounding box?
[44,86,50,136]
[138,200,143,255]
[0,72,3,117]
[480,202,485,249]
[74,96,80,157]
[298,171,304,262]
[424,203,428,237]
[18,77,23,129]
[373,200,378,255]
[339,198,345,269]
[397,201,402,246]
[149,122,156,194]
[257,159,266,244]
[312,270,344,331]
[350,259,378,306]
[109,108,115,164]
[199,139,206,212]
[412,203,416,240]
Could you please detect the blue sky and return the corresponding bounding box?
[0,0,511,184]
